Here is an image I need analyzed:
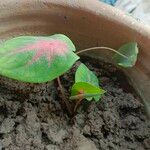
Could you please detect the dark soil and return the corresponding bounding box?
[0,56,149,150]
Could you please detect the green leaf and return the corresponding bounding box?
[74,63,105,101]
[75,63,99,87]
[113,42,138,67]
[71,82,106,101]
[0,34,79,83]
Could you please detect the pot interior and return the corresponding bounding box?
[0,0,149,117]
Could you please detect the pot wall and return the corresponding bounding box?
[0,0,149,116]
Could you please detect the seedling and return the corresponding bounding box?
[0,34,138,115]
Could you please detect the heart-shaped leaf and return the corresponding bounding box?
[71,82,105,101]
[0,34,79,83]
[113,42,138,67]
[71,63,105,101]
[75,63,99,87]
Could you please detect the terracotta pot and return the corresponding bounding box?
[0,0,149,117]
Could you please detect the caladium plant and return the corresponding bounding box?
[0,34,138,114]
[0,34,79,83]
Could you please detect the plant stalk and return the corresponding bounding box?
[57,77,72,115]
[74,98,84,113]
[76,46,128,59]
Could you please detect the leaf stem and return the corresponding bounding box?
[57,77,72,115]
[76,46,128,59]
[74,98,84,113]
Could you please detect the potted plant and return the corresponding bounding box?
[0,0,149,150]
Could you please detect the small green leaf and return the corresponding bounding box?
[75,63,99,87]
[71,82,106,101]
[0,34,79,83]
[113,42,138,67]
[74,63,105,101]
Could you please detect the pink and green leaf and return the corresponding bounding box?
[0,34,79,83]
